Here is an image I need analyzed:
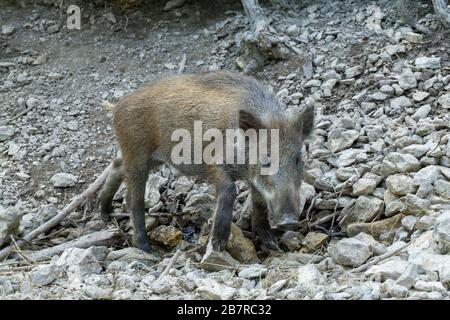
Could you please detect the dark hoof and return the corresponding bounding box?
[99,200,113,220]
[135,237,152,253]
[210,238,228,252]
[100,212,111,223]
[255,228,280,252]
[261,240,282,253]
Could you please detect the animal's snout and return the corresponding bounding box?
[276,214,299,230]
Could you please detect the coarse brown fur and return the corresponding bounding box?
[98,70,314,253]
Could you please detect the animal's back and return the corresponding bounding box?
[111,71,283,180]
[113,71,280,156]
[114,70,278,126]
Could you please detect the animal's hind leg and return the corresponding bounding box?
[99,157,124,222]
[124,157,160,253]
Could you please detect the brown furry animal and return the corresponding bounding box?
[99,70,314,253]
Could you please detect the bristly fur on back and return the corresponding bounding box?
[192,70,284,118]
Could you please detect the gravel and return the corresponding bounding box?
[0,0,449,300]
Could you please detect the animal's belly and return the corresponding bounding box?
[171,163,209,179]
[151,145,211,180]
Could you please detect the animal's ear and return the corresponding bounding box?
[292,104,315,138]
[239,109,263,131]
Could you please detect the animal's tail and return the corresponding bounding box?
[100,100,116,112]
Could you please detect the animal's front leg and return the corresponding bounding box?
[251,187,281,252]
[210,173,236,251]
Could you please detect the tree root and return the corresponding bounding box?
[236,0,290,74]
[432,0,450,26]
[398,0,450,33]
[397,0,432,34]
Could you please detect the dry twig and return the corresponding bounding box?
[28,229,121,262]
[0,162,113,261]
[178,54,187,74]
[157,249,182,280]
[351,242,410,273]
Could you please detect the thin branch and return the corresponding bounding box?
[177,54,187,74]
[3,105,34,125]
[329,182,347,237]
[10,236,34,265]
[28,229,121,262]
[351,242,410,273]
[157,249,182,280]
[0,162,113,261]
[305,194,321,232]
[299,211,336,233]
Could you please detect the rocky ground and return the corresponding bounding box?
[0,0,449,300]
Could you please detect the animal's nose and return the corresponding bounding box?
[276,214,299,230]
